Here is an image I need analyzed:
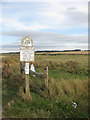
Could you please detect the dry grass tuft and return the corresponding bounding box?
[8,100,14,107]
[2,63,12,78]
[48,77,88,102]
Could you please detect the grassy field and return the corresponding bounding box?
[35,50,88,55]
[1,53,88,119]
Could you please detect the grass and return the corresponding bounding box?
[2,53,89,119]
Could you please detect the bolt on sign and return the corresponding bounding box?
[20,36,34,61]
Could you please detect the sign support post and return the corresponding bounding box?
[25,62,31,99]
[20,36,34,99]
[44,66,48,88]
[20,62,23,74]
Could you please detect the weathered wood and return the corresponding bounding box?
[20,62,23,74]
[30,70,44,78]
[25,63,32,99]
[25,74,30,96]
[44,66,48,88]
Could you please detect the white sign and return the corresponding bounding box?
[20,49,34,61]
[30,64,36,72]
[20,36,34,62]
[25,63,29,74]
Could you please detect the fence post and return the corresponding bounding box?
[44,66,48,88]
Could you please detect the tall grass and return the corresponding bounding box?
[2,54,88,118]
[48,77,88,100]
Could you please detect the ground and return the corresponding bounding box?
[1,52,89,118]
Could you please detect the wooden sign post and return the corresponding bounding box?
[25,62,30,97]
[20,36,34,99]
[20,62,23,74]
[44,66,48,88]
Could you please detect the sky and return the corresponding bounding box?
[0,0,89,53]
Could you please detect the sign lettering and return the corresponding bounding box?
[20,36,34,62]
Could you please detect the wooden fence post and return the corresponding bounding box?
[44,66,48,88]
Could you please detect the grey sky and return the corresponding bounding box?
[0,0,88,53]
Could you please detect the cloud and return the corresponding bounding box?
[0,17,2,23]
[0,1,88,32]
[0,30,88,53]
[67,7,77,11]
[64,10,87,26]
[0,1,88,53]
[0,0,89,2]
[1,18,50,30]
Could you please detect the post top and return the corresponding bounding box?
[21,36,34,47]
